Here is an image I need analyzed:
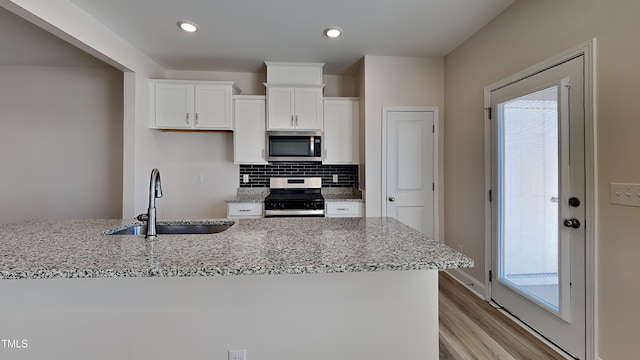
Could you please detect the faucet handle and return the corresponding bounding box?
[136,213,149,222]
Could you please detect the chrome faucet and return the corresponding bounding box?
[136,168,163,239]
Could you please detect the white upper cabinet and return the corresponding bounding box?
[233,96,267,164]
[323,98,360,164]
[264,62,325,131]
[266,85,323,130]
[150,80,239,130]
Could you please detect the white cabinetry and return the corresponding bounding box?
[233,96,267,164]
[325,202,364,218]
[227,203,264,218]
[150,80,239,130]
[265,84,323,130]
[323,98,360,164]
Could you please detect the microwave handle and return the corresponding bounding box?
[310,136,314,156]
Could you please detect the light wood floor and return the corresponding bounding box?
[438,272,567,360]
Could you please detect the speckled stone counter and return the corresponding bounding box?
[225,187,269,203]
[322,187,364,202]
[0,217,472,280]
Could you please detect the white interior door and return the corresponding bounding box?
[384,110,435,239]
[490,56,585,359]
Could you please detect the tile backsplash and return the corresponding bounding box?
[239,162,358,188]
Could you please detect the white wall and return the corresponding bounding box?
[0,270,439,360]
[363,56,445,238]
[444,0,640,358]
[0,65,123,223]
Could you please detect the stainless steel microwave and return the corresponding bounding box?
[267,131,322,162]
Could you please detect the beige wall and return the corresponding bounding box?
[0,65,123,223]
[444,0,640,358]
[363,56,445,238]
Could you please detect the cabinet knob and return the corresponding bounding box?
[388,197,396,202]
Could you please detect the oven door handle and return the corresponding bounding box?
[264,209,325,217]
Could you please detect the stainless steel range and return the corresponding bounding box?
[264,177,325,217]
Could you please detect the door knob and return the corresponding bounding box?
[388,197,396,202]
[563,218,581,229]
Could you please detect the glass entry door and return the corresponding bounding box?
[490,56,586,359]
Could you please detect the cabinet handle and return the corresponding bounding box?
[291,115,294,126]
[336,208,348,211]
[239,209,251,212]
[295,115,299,126]
[195,113,199,125]
[186,113,190,124]
[262,149,265,159]
[324,149,327,160]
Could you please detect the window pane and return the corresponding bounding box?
[498,86,559,311]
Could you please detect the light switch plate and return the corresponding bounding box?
[229,349,246,360]
[610,183,640,207]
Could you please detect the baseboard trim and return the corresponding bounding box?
[444,269,485,299]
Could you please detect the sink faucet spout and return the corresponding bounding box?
[139,168,163,239]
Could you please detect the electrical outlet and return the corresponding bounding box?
[610,183,640,207]
[333,174,338,183]
[229,349,246,360]
[197,174,204,184]
[243,174,249,183]
[457,244,464,253]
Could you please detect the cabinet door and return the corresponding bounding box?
[194,85,233,129]
[234,98,267,164]
[154,83,194,129]
[267,87,295,130]
[294,87,323,130]
[323,99,359,164]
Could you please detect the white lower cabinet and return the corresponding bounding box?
[325,202,364,218]
[227,203,264,218]
[234,96,267,164]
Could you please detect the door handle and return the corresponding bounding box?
[563,218,581,229]
[388,197,396,202]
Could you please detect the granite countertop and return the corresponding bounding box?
[0,217,472,280]
[323,194,364,202]
[226,188,269,203]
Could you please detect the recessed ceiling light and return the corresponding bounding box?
[178,20,199,33]
[324,26,343,38]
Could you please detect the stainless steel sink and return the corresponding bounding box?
[106,223,233,235]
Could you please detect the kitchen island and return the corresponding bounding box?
[0,217,472,360]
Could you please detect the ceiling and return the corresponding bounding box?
[1,0,516,74]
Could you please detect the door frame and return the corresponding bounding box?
[484,39,597,359]
[381,106,440,242]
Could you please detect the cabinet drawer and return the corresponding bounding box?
[325,202,363,217]
[227,203,263,217]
